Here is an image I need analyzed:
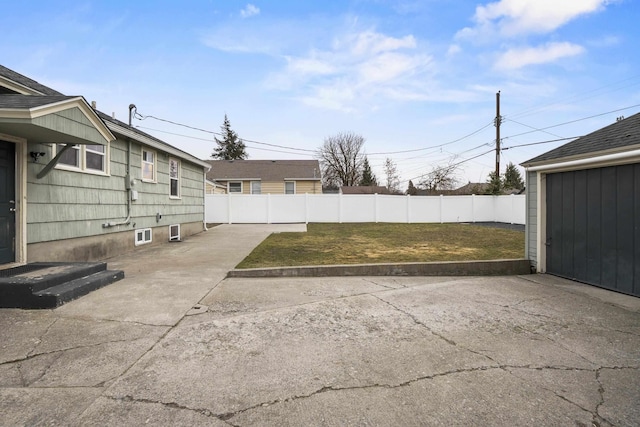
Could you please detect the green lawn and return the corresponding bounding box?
[236,223,525,268]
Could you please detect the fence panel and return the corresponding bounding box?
[205,194,525,225]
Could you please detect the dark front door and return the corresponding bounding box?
[0,140,16,264]
[546,164,640,297]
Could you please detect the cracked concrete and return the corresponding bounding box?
[1,224,639,426]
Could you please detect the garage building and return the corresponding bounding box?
[522,112,640,297]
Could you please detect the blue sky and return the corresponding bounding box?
[3,0,640,188]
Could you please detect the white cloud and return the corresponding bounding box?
[268,29,437,112]
[459,0,612,39]
[495,42,585,70]
[240,4,260,19]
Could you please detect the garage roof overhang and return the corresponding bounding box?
[0,95,114,146]
[523,146,640,174]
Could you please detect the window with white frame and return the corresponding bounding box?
[169,158,180,198]
[251,181,261,194]
[135,228,152,246]
[56,144,108,174]
[228,182,242,193]
[285,181,295,194]
[141,149,156,182]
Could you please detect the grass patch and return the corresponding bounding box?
[236,223,524,268]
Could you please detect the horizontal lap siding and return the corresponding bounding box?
[526,171,537,267]
[27,139,205,244]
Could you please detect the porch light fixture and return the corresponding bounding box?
[30,151,46,163]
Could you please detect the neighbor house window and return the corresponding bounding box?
[228,182,242,193]
[56,143,108,174]
[251,181,261,194]
[285,181,295,194]
[142,149,156,182]
[169,158,180,198]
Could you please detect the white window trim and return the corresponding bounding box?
[285,181,296,194]
[135,228,152,246]
[169,157,180,199]
[54,143,110,176]
[228,181,243,193]
[250,180,261,194]
[141,148,157,183]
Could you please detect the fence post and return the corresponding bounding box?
[406,194,410,223]
[267,193,271,224]
[374,193,378,223]
[305,193,309,224]
[510,194,514,224]
[227,193,232,224]
[440,194,444,224]
[471,194,475,223]
[339,193,343,224]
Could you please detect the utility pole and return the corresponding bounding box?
[494,91,501,178]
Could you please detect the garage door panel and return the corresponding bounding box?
[548,173,564,275]
[616,164,635,294]
[635,164,640,297]
[573,169,588,282]
[586,168,602,285]
[561,172,575,278]
[547,164,639,297]
[600,167,618,288]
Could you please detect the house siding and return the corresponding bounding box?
[261,181,283,194]
[26,138,204,245]
[525,170,537,267]
[32,107,107,145]
[296,181,320,194]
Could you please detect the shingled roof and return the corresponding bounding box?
[0,65,64,96]
[206,159,321,181]
[522,112,640,166]
[0,94,78,109]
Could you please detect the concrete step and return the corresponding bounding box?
[0,262,124,309]
[32,269,125,308]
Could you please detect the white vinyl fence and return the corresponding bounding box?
[206,194,525,225]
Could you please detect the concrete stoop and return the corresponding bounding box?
[228,258,533,278]
[0,262,124,309]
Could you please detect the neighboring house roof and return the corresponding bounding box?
[522,112,640,166]
[341,186,390,194]
[206,160,321,181]
[0,65,64,96]
[415,182,489,196]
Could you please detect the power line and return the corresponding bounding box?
[503,104,640,140]
[501,136,579,150]
[135,126,314,156]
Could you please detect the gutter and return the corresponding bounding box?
[524,148,640,173]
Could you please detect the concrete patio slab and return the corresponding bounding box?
[0,224,638,426]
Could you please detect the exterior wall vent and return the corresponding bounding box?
[135,228,152,246]
[169,224,181,241]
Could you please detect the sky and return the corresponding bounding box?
[2,0,640,190]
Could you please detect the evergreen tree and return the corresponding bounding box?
[359,157,378,186]
[485,171,503,195]
[503,162,524,190]
[212,114,248,160]
[407,180,417,195]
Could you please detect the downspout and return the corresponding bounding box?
[102,104,135,228]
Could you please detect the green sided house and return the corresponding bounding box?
[0,64,211,267]
[521,112,640,297]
